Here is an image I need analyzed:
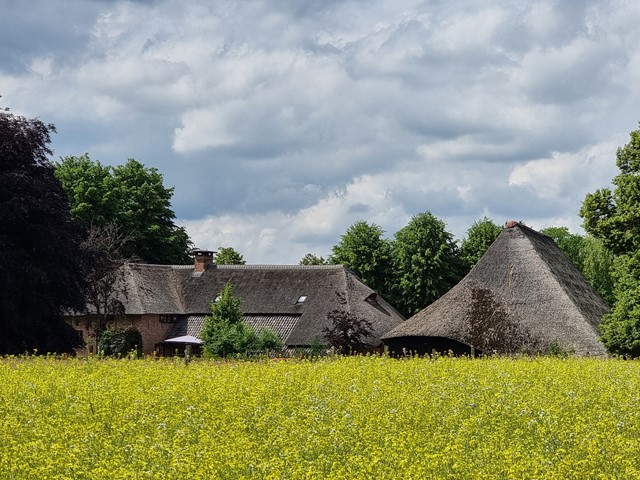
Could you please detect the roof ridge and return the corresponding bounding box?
[125,262,193,269]
[512,223,553,241]
[382,222,608,355]
[125,262,346,270]
[215,264,345,270]
[522,224,605,327]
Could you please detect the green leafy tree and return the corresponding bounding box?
[216,247,246,265]
[56,155,192,265]
[257,328,283,352]
[201,283,244,357]
[541,226,585,271]
[581,236,615,306]
[299,253,328,265]
[201,283,281,357]
[580,125,640,355]
[53,154,115,226]
[580,126,640,255]
[460,217,502,270]
[330,221,391,296]
[0,109,92,354]
[600,252,640,356]
[390,212,464,317]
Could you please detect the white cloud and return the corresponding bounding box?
[430,7,506,53]
[173,108,238,152]
[3,0,640,263]
[29,57,54,78]
[509,140,619,193]
[417,136,519,161]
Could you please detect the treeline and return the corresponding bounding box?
[3,99,640,356]
[1,108,192,354]
[301,214,488,318]
[580,125,640,356]
[297,217,615,319]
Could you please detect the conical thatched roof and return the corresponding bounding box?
[382,223,609,356]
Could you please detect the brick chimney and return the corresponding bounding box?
[191,249,215,273]
[505,220,519,228]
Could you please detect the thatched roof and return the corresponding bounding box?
[382,223,609,356]
[118,264,404,348]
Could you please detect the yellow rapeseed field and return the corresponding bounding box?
[2,355,640,479]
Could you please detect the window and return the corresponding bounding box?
[159,314,175,323]
[296,295,307,304]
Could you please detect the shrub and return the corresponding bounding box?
[323,309,373,354]
[310,337,328,357]
[257,328,283,352]
[98,327,142,357]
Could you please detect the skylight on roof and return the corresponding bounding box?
[214,295,220,303]
[296,295,307,304]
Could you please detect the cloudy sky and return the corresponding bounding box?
[2,0,638,263]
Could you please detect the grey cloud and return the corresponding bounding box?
[523,46,626,106]
[2,0,639,262]
[290,227,345,246]
[0,1,102,73]
[347,202,371,214]
[495,1,592,51]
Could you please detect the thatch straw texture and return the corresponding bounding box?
[383,224,608,356]
[115,264,404,348]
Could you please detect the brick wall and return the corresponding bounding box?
[136,314,174,355]
[67,314,174,356]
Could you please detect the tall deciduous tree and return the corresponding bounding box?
[330,221,391,296]
[580,125,640,356]
[53,154,114,226]
[216,247,246,265]
[581,236,615,306]
[580,126,640,255]
[0,110,90,354]
[599,252,640,356]
[390,212,464,317]
[56,154,192,265]
[460,217,502,270]
[81,224,133,346]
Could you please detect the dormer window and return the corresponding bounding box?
[296,295,307,305]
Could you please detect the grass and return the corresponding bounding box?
[2,355,640,479]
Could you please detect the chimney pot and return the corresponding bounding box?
[505,220,519,229]
[191,248,215,272]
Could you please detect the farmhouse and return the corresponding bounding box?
[382,222,609,356]
[70,250,405,355]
